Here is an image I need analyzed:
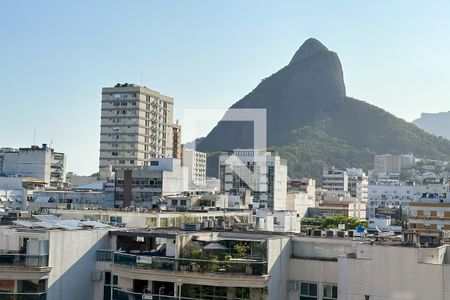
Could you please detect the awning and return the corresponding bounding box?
[203,242,227,250]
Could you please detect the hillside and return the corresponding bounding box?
[413,111,450,140]
[197,38,450,178]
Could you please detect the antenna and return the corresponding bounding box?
[140,72,143,86]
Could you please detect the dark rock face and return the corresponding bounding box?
[198,38,346,151]
[196,38,450,178]
[413,112,450,139]
[289,38,329,64]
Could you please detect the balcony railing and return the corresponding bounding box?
[112,288,199,300]
[102,251,267,276]
[0,254,49,268]
[0,292,46,300]
[97,249,114,262]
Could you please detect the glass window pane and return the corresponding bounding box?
[17,280,39,293]
[103,286,111,300]
[309,283,317,296]
[300,282,309,295]
[104,272,111,285]
[333,286,338,298]
[323,285,332,298]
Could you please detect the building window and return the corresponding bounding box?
[171,200,178,206]
[323,284,337,300]
[300,282,317,300]
[104,272,119,300]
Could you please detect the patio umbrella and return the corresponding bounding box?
[202,242,227,250]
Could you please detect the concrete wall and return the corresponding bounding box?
[46,229,110,300]
[286,192,315,218]
[288,259,338,300]
[338,244,445,300]
[267,237,291,300]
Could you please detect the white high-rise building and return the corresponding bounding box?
[99,84,174,180]
[374,153,415,174]
[219,149,287,210]
[346,168,369,203]
[182,148,207,187]
[322,167,348,192]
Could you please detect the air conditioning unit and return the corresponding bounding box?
[288,281,299,291]
[91,270,103,281]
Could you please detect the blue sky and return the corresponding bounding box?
[1,1,450,175]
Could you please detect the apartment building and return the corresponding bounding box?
[0,216,111,300]
[99,84,174,180]
[286,178,316,217]
[109,158,187,208]
[346,168,368,203]
[5,211,450,300]
[368,171,401,185]
[367,183,449,218]
[313,193,367,220]
[288,236,450,300]
[219,149,287,210]
[374,154,415,174]
[403,192,450,244]
[0,145,66,189]
[94,229,290,300]
[172,122,182,160]
[182,148,207,187]
[322,167,348,192]
[91,226,450,300]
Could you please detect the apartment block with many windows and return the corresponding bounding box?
[99,84,174,180]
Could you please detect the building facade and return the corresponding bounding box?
[182,148,207,187]
[172,122,182,160]
[374,154,414,174]
[99,84,174,180]
[367,183,449,218]
[322,167,348,192]
[219,149,287,210]
[346,168,368,203]
[0,145,66,189]
[110,158,187,208]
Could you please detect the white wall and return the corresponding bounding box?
[338,244,446,300]
[46,229,110,300]
[267,237,291,300]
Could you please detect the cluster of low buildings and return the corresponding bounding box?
[4,84,450,299]
[3,211,450,300]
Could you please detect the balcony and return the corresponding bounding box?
[97,249,114,262]
[0,292,47,300]
[0,254,49,268]
[97,250,267,276]
[113,288,181,300]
